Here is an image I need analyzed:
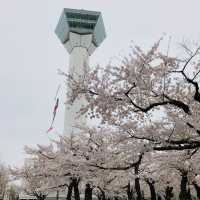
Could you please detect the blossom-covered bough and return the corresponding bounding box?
[13,39,200,200]
[65,39,200,198]
[68,39,200,152]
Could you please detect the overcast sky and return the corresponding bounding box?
[0,0,199,166]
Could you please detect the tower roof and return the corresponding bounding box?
[55,8,106,47]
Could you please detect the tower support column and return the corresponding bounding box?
[63,33,92,135]
[64,46,90,135]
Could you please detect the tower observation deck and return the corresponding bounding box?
[55,8,106,135]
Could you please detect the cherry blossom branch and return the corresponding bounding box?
[86,85,191,115]
[153,143,200,151]
[182,46,200,71]
[123,83,191,114]
[186,122,200,136]
[38,151,56,160]
[171,46,200,103]
[90,152,144,171]
[127,130,200,151]
[192,69,200,81]
[48,183,68,190]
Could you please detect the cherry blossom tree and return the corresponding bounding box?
[11,145,55,200]
[64,38,200,198]
[15,128,200,199]
[15,39,200,199]
[67,39,200,152]
[0,162,9,200]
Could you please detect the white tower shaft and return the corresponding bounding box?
[64,33,94,135]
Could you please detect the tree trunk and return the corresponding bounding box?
[165,186,174,200]
[97,187,106,200]
[157,194,162,200]
[193,182,200,199]
[66,180,73,200]
[35,193,46,200]
[134,165,142,200]
[146,179,156,200]
[73,178,80,200]
[38,194,46,200]
[127,182,134,200]
[56,191,59,200]
[97,194,102,200]
[179,172,191,200]
[84,183,93,200]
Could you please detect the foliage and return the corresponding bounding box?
[13,39,200,199]
[0,163,9,200]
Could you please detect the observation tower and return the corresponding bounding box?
[55,8,106,135]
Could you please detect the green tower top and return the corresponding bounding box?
[55,8,106,47]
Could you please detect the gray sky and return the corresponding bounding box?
[0,0,199,166]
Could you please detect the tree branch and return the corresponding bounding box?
[124,87,191,114]
[153,143,200,151]
[90,152,144,171]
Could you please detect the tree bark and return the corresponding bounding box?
[157,195,162,200]
[73,178,80,200]
[38,194,46,200]
[145,179,156,200]
[34,193,46,200]
[56,191,59,200]
[127,182,134,200]
[84,183,93,200]
[179,172,191,200]
[97,187,106,200]
[134,165,142,200]
[193,181,200,199]
[165,186,174,200]
[66,180,73,200]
